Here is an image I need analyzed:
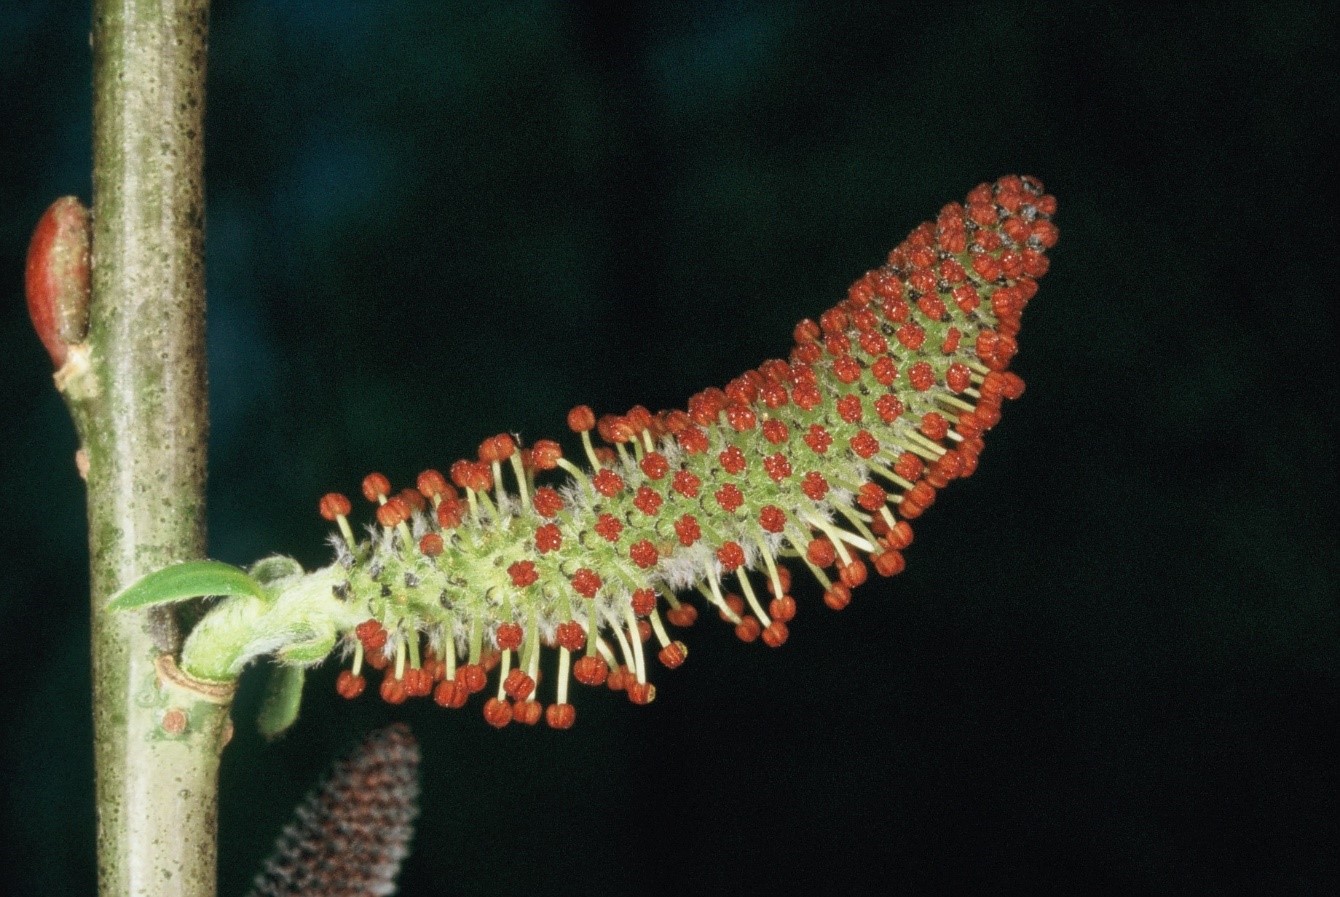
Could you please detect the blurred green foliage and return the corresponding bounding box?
[1,2,1334,894]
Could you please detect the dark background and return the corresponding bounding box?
[1,2,1335,895]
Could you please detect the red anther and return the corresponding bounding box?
[597,414,636,445]
[939,257,967,282]
[955,411,983,439]
[722,594,745,620]
[436,499,465,529]
[629,540,659,569]
[397,488,427,513]
[674,514,702,547]
[850,431,879,458]
[640,452,670,480]
[669,469,701,499]
[625,405,654,434]
[917,294,947,321]
[1000,371,1026,399]
[908,361,936,392]
[946,363,972,393]
[459,663,488,694]
[483,697,512,728]
[364,650,390,671]
[422,654,446,682]
[793,319,821,344]
[666,603,698,627]
[676,425,709,455]
[375,496,410,529]
[759,505,787,533]
[804,424,833,454]
[594,513,623,542]
[513,699,543,726]
[404,668,434,698]
[496,622,524,650]
[546,703,577,729]
[1003,216,1030,245]
[633,486,663,516]
[972,252,1003,282]
[801,470,829,501]
[571,568,602,599]
[529,439,563,471]
[627,681,656,705]
[793,382,823,410]
[819,307,849,335]
[894,452,924,481]
[416,470,453,502]
[573,654,610,687]
[760,382,789,408]
[379,675,409,705]
[504,668,536,701]
[626,588,655,617]
[636,619,652,643]
[832,355,862,384]
[479,433,517,463]
[920,412,950,441]
[715,483,744,512]
[881,297,909,323]
[823,583,852,611]
[718,446,747,475]
[857,482,887,511]
[763,452,792,482]
[762,419,789,445]
[968,200,997,226]
[837,394,864,423]
[450,459,492,493]
[717,541,746,571]
[335,670,366,699]
[419,533,444,557]
[532,486,564,518]
[734,616,762,643]
[874,394,904,424]
[356,618,386,645]
[361,473,391,502]
[871,356,898,386]
[433,679,467,709]
[1000,251,1025,279]
[535,523,563,553]
[883,520,914,550]
[769,566,792,597]
[927,451,963,488]
[896,322,926,351]
[567,405,596,433]
[319,492,352,521]
[858,331,888,357]
[762,621,790,648]
[827,327,854,355]
[592,469,625,498]
[508,560,538,588]
[556,621,586,652]
[807,538,837,568]
[769,595,797,623]
[658,641,688,669]
[873,549,906,577]
[726,403,758,431]
[1031,219,1059,249]
[952,283,980,313]
[838,559,868,588]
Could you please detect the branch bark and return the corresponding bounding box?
[85,2,223,896]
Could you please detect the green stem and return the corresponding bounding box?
[85,3,221,896]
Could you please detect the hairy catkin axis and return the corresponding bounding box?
[247,725,420,897]
[313,175,1056,728]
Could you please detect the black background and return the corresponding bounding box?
[1,2,1335,895]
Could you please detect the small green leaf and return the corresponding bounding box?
[257,665,305,741]
[108,560,268,611]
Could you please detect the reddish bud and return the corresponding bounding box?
[26,196,90,368]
